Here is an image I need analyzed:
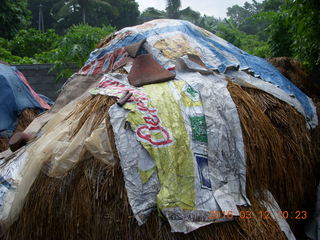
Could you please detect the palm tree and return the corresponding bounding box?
[166,0,181,19]
[56,0,112,24]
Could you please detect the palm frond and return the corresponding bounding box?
[56,0,78,18]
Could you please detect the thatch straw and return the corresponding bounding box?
[268,57,320,100]
[269,57,320,180]
[0,108,38,152]
[227,81,318,235]
[65,94,116,138]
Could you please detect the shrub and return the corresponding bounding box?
[9,28,60,58]
[51,24,115,80]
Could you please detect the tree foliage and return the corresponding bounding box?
[266,0,320,69]
[53,0,113,31]
[166,0,181,19]
[50,24,115,80]
[9,29,60,57]
[139,8,166,23]
[287,0,320,69]
[0,0,31,39]
[108,0,140,29]
[55,0,112,25]
[226,0,284,39]
[17,0,140,34]
[179,7,202,25]
[0,24,115,80]
[215,20,271,58]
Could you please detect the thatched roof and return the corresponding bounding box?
[0,20,319,240]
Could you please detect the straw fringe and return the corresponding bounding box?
[65,94,116,138]
[268,57,320,99]
[227,81,318,234]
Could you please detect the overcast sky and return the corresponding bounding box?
[135,0,262,19]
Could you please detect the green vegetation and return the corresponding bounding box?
[49,24,115,80]
[9,29,60,58]
[0,0,319,79]
[0,0,31,39]
[0,25,114,80]
[166,0,181,19]
[268,0,320,69]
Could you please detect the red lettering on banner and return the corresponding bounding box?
[137,126,173,146]
[97,77,173,147]
[143,114,160,126]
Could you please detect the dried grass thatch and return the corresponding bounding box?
[0,109,38,152]
[268,57,320,100]
[269,57,320,169]
[2,78,319,239]
[227,82,318,236]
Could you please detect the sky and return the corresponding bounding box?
[135,0,262,19]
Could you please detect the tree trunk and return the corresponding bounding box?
[82,7,86,24]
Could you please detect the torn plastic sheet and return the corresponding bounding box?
[91,74,161,224]
[109,105,159,224]
[92,73,249,233]
[84,19,317,126]
[175,71,249,211]
[84,121,115,166]
[0,146,45,227]
[263,191,296,240]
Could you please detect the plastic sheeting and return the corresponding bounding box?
[33,99,115,177]
[175,70,249,210]
[82,19,317,128]
[0,63,51,136]
[91,73,249,233]
[0,150,36,227]
[0,98,115,226]
[263,191,296,240]
[109,105,159,224]
[225,70,307,124]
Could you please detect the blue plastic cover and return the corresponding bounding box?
[0,64,44,136]
[85,20,317,127]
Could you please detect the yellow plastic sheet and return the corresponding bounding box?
[127,82,196,210]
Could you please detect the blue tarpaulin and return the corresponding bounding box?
[0,63,49,136]
[84,19,317,127]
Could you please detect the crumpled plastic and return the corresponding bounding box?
[174,71,249,213]
[85,121,115,166]
[263,191,296,240]
[0,89,115,227]
[38,99,115,177]
[109,105,159,224]
[92,72,249,233]
[83,19,317,127]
